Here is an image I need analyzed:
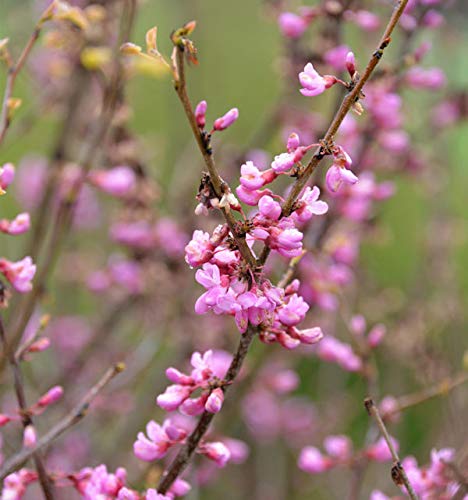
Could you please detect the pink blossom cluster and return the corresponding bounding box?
[299,435,399,475]
[156,350,230,415]
[242,361,317,445]
[371,448,463,500]
[0,163,36,294]
[133,417,232,469]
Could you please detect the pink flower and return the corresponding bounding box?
[299,63,326,97]
[0,163,15,193]
[89,166,136,197]
[367,324,386,348]
[185,230,214,267]
[325,165,358,193]
[200,441,231,467]
[205,388,224,413]
[239,161,265,190]
[195,100,207,128]
[345,10,381,31]
[316,336,362,372]
[236,184,267,205]
[23,426,37,449]
[0,257,36,293]
[323,435,352,461]
[133,420,186,462]
[299,63,336,97]
[292,186,328,223]
[0,213,31,235]
[365,436,399,463]
[213,108,239,131]
[258,195,282,220]
[406,67,446,90]
[157,385,192,411]
[292,326,324,345]
[298,446,333,474]
[37,386,64,407]
[278,294,309,326]
[324,45,351,71]
[271,152,295,173]
[111,221,155,249]
[278,12,308,38]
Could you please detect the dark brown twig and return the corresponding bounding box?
[365,398,418,499]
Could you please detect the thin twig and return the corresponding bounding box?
[384,372,468,418]
[364,398,418,499]
[172,48,257,269]
[0,314,55,499]
[0,26,41,146]
[0,362,125,481]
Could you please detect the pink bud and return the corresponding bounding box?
[205,388,224,413]
[258,195,282,220]
[346,51,356,77]
[323,435,352,460]
[0,414,11,426]
[0,163,15,191]
[23,425,37,448]
[27,337,51,353]
[37,386,64,407]
[201,441,231,467]
[367,324,386,348]
[366,436,399,463]
[156,385,191,412]
[294,326,324,345]
[350,315,366,336]
[0,213,31,236]
[89,166,136,197]
[278,12,308,39]
[287,133,300,152]
[213,108,239,131]
[195,100,207,129]
[298,446,333,474]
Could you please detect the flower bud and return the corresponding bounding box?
[37,386,64,407]
[346,51,356,77]
[23,425,37,448]
[213,108,239,131]
[195,100,207,129]
[205,388,224,413]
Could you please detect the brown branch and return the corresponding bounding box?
[0,22,42,146]
[172,48,257,270]
[157,325,256,493]
[365,398,418,499]
[0,362,125,481]
[0,314,55,499]
[383,372,468,419]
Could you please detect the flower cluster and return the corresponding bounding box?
[0,163,36,294]
[134,416,232,469]
[299,435,398,475]
[371,448,463,499]
[157,350,229,415]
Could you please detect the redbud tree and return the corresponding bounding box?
[0,0,466,499]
